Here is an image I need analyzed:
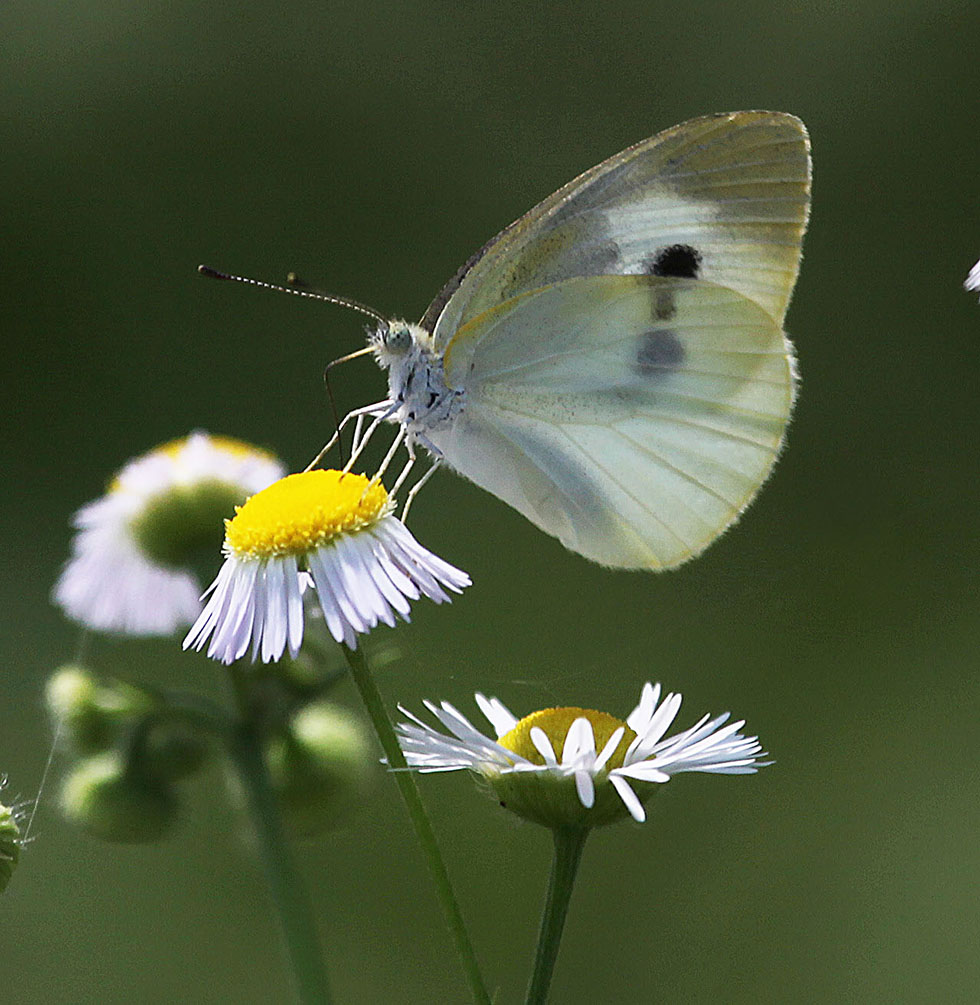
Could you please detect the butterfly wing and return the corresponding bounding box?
[422,111,810,344]
[427,274,793,570]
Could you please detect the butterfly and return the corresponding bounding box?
[360,111,811,570]
[206,111,810,570]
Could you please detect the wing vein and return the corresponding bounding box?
[610,427,746,509]
[551,425,696,553]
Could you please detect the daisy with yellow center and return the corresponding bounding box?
[53,432,285,636]
[183,469,470,663]
[397,682,767,827]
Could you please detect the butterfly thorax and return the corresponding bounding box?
[370,320,464,445]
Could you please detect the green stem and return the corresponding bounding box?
[228,667,332,1004]
[525,826,589,1005]
[341,644,490,1005]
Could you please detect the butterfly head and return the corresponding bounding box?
[369,319,431,370]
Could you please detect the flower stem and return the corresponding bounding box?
[341,643,490,1005]
[228,667,332,1004]
[525,826,589,1005]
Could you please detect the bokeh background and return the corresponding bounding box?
[3,1,979,1001]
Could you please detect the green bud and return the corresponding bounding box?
[265,703,374,837]
[60,753,176,844]
[45,666,155,754]
[0,800,20,894]
[46,665,114,753]
[130,479,247,568]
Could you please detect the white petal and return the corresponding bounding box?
[562,717,596,765]
[593,726,625,773]
[965,258,980,294]
[609,774,645,823]
[615,763,671,783]
[626,681,661,733]
[530,726,557,766]
[574,770,595,808]
[474,693,518,737]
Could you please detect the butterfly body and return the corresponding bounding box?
[372,321,463,450]
[368,111,810,570]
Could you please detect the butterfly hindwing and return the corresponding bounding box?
[431,275,793,569]
[424,111,810,346]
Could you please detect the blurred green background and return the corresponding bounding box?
[3,0,979,1001]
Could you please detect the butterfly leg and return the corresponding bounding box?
[351,413,368,455]
[304,400,392,472]
[401,458,442,523]
[368,424,407,486]
[412,432,444,459]
[388,453,416,499]
[342,402,400,474]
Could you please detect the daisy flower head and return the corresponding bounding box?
[397,682,768,829]
[183,468,470,664]
[53,432,285,636]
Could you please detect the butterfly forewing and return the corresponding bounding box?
[424,111,809,345]
[431,275,793,569]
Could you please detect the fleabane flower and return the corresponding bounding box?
[183,469,469,663]
[397,682,768,828]
[53,432,285,636]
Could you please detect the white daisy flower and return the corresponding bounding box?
[965,258,980,296]
[397,682,768,828]
[183,468,469,663]
[54,433,285,637]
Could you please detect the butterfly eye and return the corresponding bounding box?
[385,326,413,352]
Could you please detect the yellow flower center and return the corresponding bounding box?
[225,470,390,559]
[498,707,636,769]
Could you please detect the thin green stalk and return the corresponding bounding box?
[228,667,331,1004]
[525,826,589,1005]
[341,643,490,1005]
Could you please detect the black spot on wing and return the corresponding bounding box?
[646,244,702,279]
[635,329,685,377]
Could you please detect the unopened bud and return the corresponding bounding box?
[265,703,374,837]
[60,753,176,844]
[0,800,20,894]
[46,666,154,754]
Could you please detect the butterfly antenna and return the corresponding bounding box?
[199,265,391,466]
[198,265,390,328]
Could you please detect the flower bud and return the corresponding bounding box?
[46,665,114,753]
[0,800,20,894]
[60,753,176,844]
[265,703,374,836]
[45,666,153,754]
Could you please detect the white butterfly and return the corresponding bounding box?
[221,111,811,570]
